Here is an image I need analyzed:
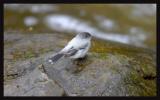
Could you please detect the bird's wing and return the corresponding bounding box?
[64,49,78,57]
[64,43,89,57]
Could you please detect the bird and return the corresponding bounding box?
[48,32,92,64]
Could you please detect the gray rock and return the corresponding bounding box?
[43,52,156,96]
[4,48,156,96]
[4,33,156,96]
[4,58,64,96]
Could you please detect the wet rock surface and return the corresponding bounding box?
[4,32,156,96]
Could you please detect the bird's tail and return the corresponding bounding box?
[48,53,64,63]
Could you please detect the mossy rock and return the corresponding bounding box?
[4,33,156,96]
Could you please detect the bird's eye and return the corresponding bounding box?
[86,34,89,37]
[85,33,90,38]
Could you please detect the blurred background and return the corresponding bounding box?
[4,4,156,50]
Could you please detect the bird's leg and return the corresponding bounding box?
[74,55,88,66]
[80,55,88,60]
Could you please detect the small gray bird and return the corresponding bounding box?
[48,32,92,64]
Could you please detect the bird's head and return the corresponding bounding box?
[77,32,92,39]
